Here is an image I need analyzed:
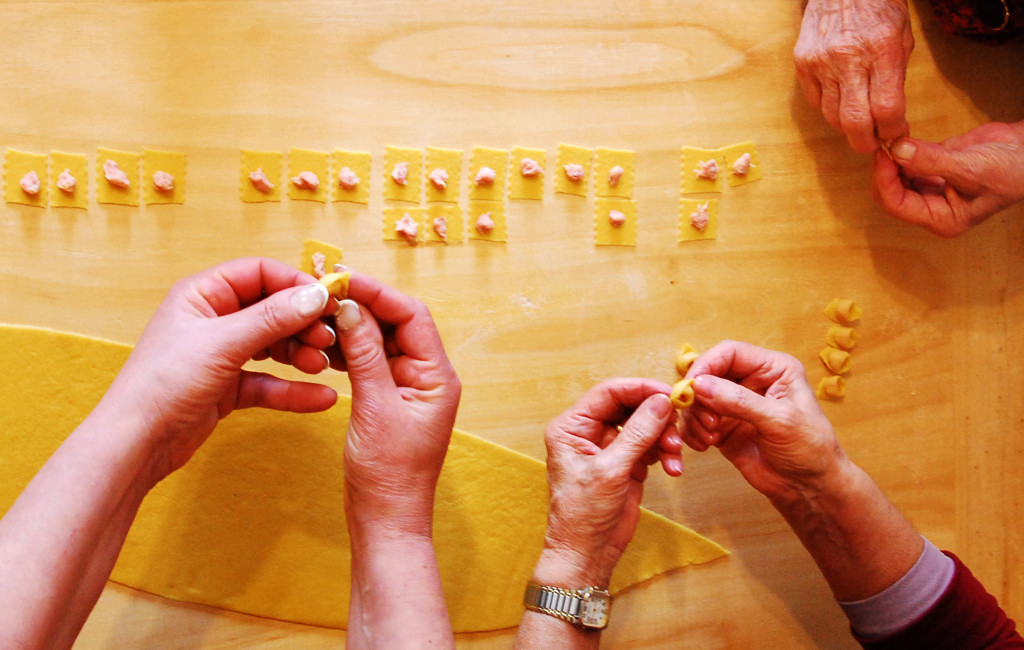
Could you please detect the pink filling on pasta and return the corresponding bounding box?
[732,153,752,176]
[391,162,409,186]
[563,163,585,182]
[433,217,448,241]
[695,159,718,181]
[608,165,624,187]
[56,169,77,193]
[608,209,626,228]
[338,167,360,190]
[152,171,175,193]
[395,214,419,241]
[429,168,449,191]
[520,158,543,177]
[475,212,495,234]
[474,167,496,186]
[690,202,710,231]
[291,171,320,190]
[104,160,131,188]
[19,170,41,196]
[249,168,274,193]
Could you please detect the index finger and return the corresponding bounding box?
[342,267,447,363]
[687,340,793,393]
[558,378,674,432]
[188,257,320,317]
[869,60,909,142]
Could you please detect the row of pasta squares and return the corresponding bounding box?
[379,197,720,247]
[3,148,185,208]
[244,142,761,205]
[242,144,638,205]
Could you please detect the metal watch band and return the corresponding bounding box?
[523,582,582,624]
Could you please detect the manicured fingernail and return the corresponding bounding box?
[323,324,336,346]
[333,263,350,272]
[336,299,361,331]
[668,458,683,474]
[892,140,916,161]
[292,283,329,318]
[318,349,330,367]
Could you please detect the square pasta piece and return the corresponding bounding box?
[97,147,140,206]
[49,151,88,209]
[424,147,462,204]
[383,206,425,244]
[554,143,592,197]
[143,148,186,205]
[468,146,508,202]
[508,146,546,200]
[679,198,719,242]
[300,239,344,278]
[595,197,637,247]
[594,148,635,198]
[4,149,48,207]
[287,148,330,203]
[721,141,762,187]
[331,149,371,204]
[383,145,423,203]
[681,147,724,194]
[426,204,464,243]
[467,200,507,243]
[240,150,282,202]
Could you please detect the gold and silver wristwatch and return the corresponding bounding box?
[523,581,612,630]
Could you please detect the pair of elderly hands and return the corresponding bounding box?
[794,0,1024,237]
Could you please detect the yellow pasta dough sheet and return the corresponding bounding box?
[426,204,464,244]
[508,146,546,201]
[240,150,283,203]
[679,198,719,242]
[4,149,48,208]
[424,147,462,204]
[383,145,423,203]
[142,149,186,205]
[299,239,344,277]
[681,146,724,195]
[554,143,593,197]
[0,324,727,633]
[721,141,762,187]
[48,151,88,209]
[468,146,508,202]
[595,148,636,198]
[467,200,507,243]
[382,206,425,244]
[287,148,330,203]
[594,197,638,247]
[96,148,140,206]
[331,149,371,205]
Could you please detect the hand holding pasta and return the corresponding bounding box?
[871,121,1024,237]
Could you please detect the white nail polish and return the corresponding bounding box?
[336,299,361,331]
[292,283,329,318]
[324,324,337,346]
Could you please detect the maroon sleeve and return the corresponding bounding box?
[856,552,1023,650]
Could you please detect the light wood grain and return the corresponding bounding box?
[1,1,1022,647]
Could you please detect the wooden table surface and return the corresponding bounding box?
[1,1,1022,647]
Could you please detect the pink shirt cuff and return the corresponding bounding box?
[838,538,955,640]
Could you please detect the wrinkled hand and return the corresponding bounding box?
[680,341,845,503]
[794,0,913,153]
[333,269,461,535]
[540,379,678,587]
[107,257,340,480]
[872,121,1024,237]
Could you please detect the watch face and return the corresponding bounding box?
[579,588,611,629]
